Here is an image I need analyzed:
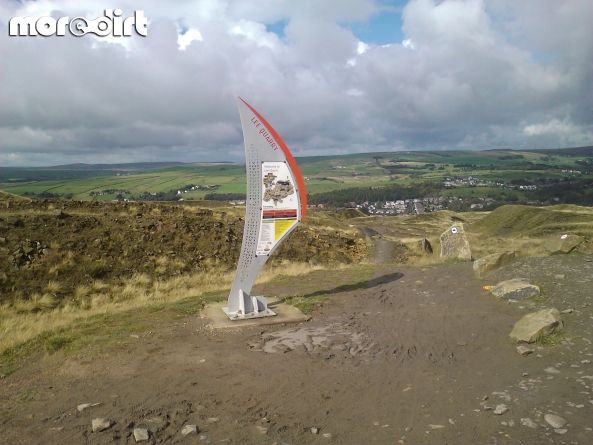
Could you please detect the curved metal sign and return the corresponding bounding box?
[224,98,307,320]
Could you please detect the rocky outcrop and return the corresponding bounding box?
[509,308,563,343]
[439,223,472,261]
[9,239,47,268]
[546,234,584,254]
[473,251,515,278]
[419,238,433,254]
[491,278,540,300]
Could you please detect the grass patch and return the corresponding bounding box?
[44,333,75,353]
[0,292,217,377]
[284,295,327,314]
[0,264,368,376]
[528,292,548,304]
[536,330,568,347]
[268,264,380,314]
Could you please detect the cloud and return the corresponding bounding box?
[0,0,591,166]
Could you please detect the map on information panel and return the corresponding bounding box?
[256,162,299,256]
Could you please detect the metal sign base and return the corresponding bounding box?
[222,293,277,320]
[222,305,276,321]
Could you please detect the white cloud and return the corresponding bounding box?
[401,38,415,49]
[0,0,591,166]
[524,119,575,137]
[177,28,203,50]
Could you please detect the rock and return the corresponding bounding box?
[420,238,433,254]
[133,428,149,442]
[544,366,561,374]
[473,251,515,278]
[491,278,540,300]
[520,418,537,429]
[255,425,268,434]
[77,402,102,412]
[181,424,198,436]
[509,308,563,343]
[516,345,534,356]
[311,427,319,434]
[144,416,167,432]
[547,234,584,254]
[561,308,574,314]
[554,274,565,280]
[493,404,508,415]
[206,417,219,423]
[91,418,112,432]
[439,223,472,261]
[544,414,567,429]
[56,210,70,219]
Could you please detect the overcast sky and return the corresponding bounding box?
[1,0,592,166]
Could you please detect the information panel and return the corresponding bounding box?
[256,161,298,256]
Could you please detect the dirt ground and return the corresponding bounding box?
[1,254,593,445]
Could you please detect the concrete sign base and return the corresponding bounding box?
[205,298,310,329]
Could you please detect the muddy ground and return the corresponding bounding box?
[2,253,592,444]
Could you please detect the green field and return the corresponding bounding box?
[1,147,592,202]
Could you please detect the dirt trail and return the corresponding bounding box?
[359,226,396,264]
[2,256,593,444]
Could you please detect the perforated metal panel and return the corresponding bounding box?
[237,144,261,283]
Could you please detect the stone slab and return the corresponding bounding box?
[202,298,310,329]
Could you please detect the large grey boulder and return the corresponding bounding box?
[491,278,540,300]
[440,223,472,261]
[509,308,563,343]
[546,234,584,254]
[473,251,515,278]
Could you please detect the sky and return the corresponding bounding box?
[1,0,592,166]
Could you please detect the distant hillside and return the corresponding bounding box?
[470,204,593,238]
[522,146,593,156]
[0,162,239,183]
[42,162,188,171]
[1,145,591,202]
